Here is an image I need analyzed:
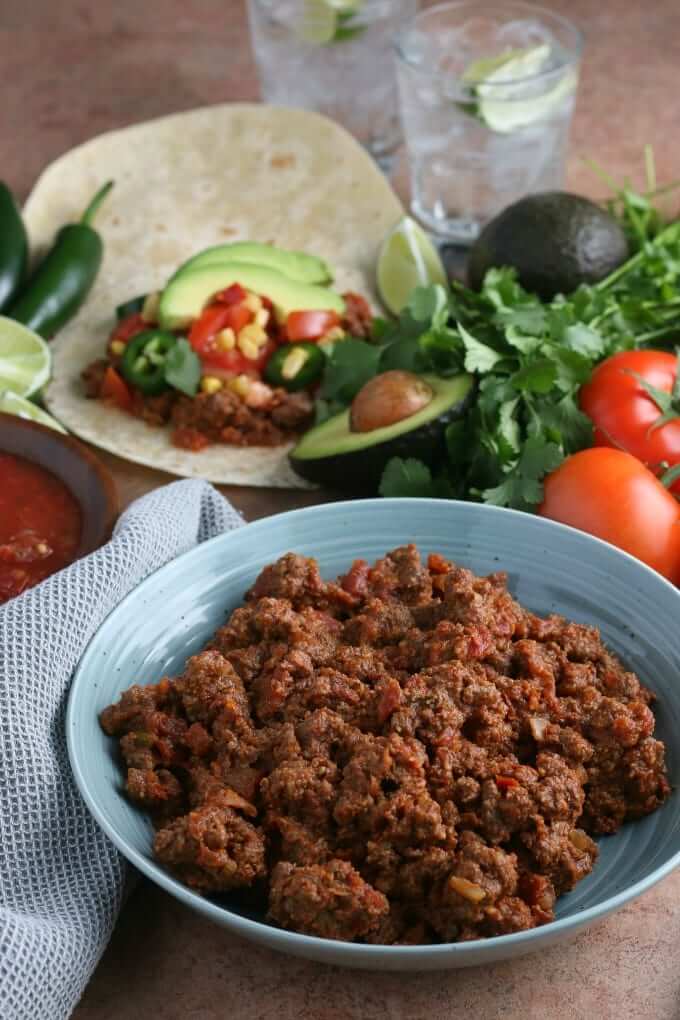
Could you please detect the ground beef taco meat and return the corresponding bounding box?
[83,285,369,449]
[100,546,671,944]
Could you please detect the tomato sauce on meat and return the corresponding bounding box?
[0,453,82,603]
[101,545,671,944]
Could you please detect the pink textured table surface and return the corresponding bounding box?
[3,2,680,1018]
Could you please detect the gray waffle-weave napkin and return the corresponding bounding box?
[0,479,245,1020]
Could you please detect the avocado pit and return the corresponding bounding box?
[350,370,434,433]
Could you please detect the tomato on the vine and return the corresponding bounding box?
[538,447,680,583]
[580,350,680,493]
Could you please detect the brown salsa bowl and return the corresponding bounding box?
[0,412,119,559]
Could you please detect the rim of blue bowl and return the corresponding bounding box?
[67,497,680,959]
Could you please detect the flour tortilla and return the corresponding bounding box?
[31,104,403,487]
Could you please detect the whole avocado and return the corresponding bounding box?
[467,192,630,299]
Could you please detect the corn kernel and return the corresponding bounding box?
[227,374,252,398]
[141,291,161,323]
[110,340,125,357]
[255,307,270,328]
[238,337,260,360]
[200,376,224,395]
[281,347,309,381]
[239,322,268,347]
[243,292,263,314]
[215,327,236,351]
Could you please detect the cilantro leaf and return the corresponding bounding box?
[510,358,557,393]
[457,324,504,373]
[379,458,437,497]
[164,338,202,396]
[482,437,563,511]
[503,325,543,355]
[496,399,521,460]
[320,339,381,404]
[545,347,593,393]
[561,323,606,358]
[532,395,594,452]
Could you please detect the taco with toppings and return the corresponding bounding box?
[31,104,402,487]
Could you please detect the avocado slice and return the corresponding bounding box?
[467,192,630,300]
[158,262,345,330]
[171,242,333,286]
[290,373,474,493]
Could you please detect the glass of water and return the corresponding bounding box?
[247,0,420,170]
[395,2,583,243]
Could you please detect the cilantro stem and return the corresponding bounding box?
[647,178,680,200]
[594,221,680,292]
[582,157,623,195]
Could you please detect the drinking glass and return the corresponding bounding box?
[394,1,583,243]
[247,0,420,170]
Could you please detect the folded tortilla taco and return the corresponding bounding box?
[29,104,402,487]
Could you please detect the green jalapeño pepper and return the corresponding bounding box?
[0,181,28,312]
[265,342,325,392]
[120,329,178,395]
[7,181,113,338]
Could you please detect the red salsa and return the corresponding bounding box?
[0,453,82,604]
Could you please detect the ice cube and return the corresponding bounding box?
[496,18,556,53]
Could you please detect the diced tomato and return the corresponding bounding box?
[201,349,253,377]
[110,312,147,345]
[427,553,450,575]
[222,303,254,335]
[284,309,340,342]
[172,427,211,451]
[495,775,519,792]
[189,304,247,353]
[101,365,133,411]
[202,338,278,378]
[215,283,247,306]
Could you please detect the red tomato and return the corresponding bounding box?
[285,310,340,342]
[110,312,147,345]
[215,283,247,306]
[101,365,133,411]
[580,350,680,493]
[202,339,277,379]
[189,303,254,353]
[539,448,680,583]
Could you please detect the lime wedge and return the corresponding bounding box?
[464,45,576,134]
[377,217,448,315]
[462,48,532,84]
[0,316,51,396]
[295,0,338,44]
[0,390,67,433]
[294,0,363,44]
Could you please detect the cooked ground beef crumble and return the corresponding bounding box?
[100,546,671,944]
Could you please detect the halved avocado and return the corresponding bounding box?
[158,262,345,330]
[171,242,332,285]
[290,373,474,493]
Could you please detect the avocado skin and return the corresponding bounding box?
[290,386,474,495]
[467,192,630,300]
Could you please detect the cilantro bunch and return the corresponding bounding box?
[318,215,680,509]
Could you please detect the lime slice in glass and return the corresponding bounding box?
[465,45,576,134]
[0,390,67,433]
[295,0,338,44]
[294,0,363,44]
[0,316,51,396]
[377,217,448,315]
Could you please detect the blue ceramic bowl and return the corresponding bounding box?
[67,499,680,971]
